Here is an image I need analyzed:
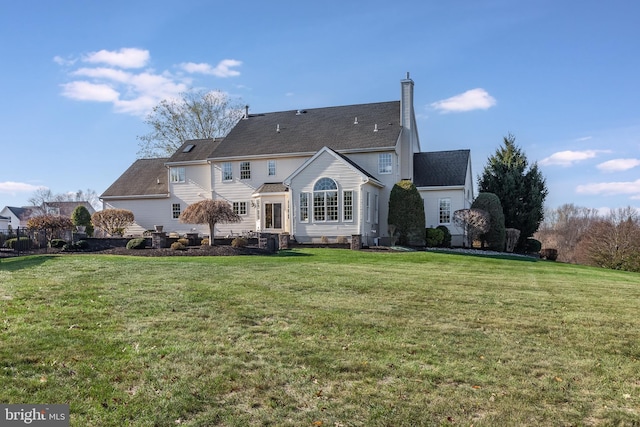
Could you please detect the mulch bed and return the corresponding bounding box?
[0,245,272,258]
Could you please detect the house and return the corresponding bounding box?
[0,206,36,229]
[101,75,474,246]
[0,202,96,230]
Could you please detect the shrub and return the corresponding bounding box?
[541,248,558,261]
[171,241,186,250]
[50,239,67,248]
[425,228,444,247]
[525,238,542,254]
[61,240,89,252]
[4,237,32,251]
[320,236,329,244]
[91,209,134,236]
[436,226,452,248]
[231,237,248,248]
[178,238,189,246]
[336,236,348,244]
[388,180,425,246]
[126,238,147,250]
[200,238,209,246]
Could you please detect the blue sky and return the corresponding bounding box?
[1,0,639,214]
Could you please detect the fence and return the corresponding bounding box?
[0,227,50,256]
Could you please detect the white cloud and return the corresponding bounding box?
[57,49,241,116]
[431,88,496,113]
[576,179,640,196]
[179,59,242,77]
[83,48,150,68]
[575,136,593,142]
[0,181,45,195]
[539,150,609,167]
[60,81,120,102]
[597,158,640,173]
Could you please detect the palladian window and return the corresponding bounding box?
[313,178,338,222]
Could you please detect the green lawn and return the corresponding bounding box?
[1,249,639,426]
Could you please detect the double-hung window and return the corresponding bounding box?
[170,167,185,183]
[172,203,181,219]
[343,191,353,221]
[268,160,276,176]
[299,193,309,222]
[378,153,392,174]
[240,161,251,180]
[439,198,451,224]
[222,162,233,181]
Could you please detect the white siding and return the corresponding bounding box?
[289,150,371,242]
[420,187,468,246]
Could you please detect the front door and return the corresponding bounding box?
[265,203,282,229]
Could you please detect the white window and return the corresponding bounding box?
[170,167,185,183]
[299,193,309,222]
[366,191,371,223]
[374,194,379,224]
[172,203,181,219]
[439,198,451,224]
[222,162,233,181]
[240,161,251,180]
[313,178,338,222]
[268,160,276,176]
[233,202,248,216]
[378,153,393,174]
[343,191,353,222]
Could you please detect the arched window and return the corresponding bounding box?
[313,178,338,221]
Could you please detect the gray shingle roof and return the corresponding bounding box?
[254,183,289,194]
[212,101,401,158]
[413,150,470,187]
[167,138,223,163]
[101,158,169,198]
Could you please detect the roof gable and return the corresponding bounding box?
[101,158,169,198]
[212,101,401,159]
[413,150,470,187]
[284,146,383,187]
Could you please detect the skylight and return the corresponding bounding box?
[182,144,195,153]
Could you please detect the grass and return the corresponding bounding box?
[1,249,639,426]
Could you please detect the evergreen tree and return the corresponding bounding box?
[388,180,425,246]
[478,134,547,251]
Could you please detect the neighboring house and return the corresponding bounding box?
[0,202,96,230]
[0,206,36,229]
[0,215,10,230]
[101,75,474,245]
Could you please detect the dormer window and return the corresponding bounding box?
[170,167,185,183]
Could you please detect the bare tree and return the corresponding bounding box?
[179,200,241,245]
[137,90,245,158]
[453,208,490,248]
[535,204,600,263]
[28,188,101,212]
[577,207,640,272]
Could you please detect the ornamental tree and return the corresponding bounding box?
[471,192,505,251]
[179,200,241,245]
[26,214,74,246]
[453,208,490,248]
[91,209,135,236]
